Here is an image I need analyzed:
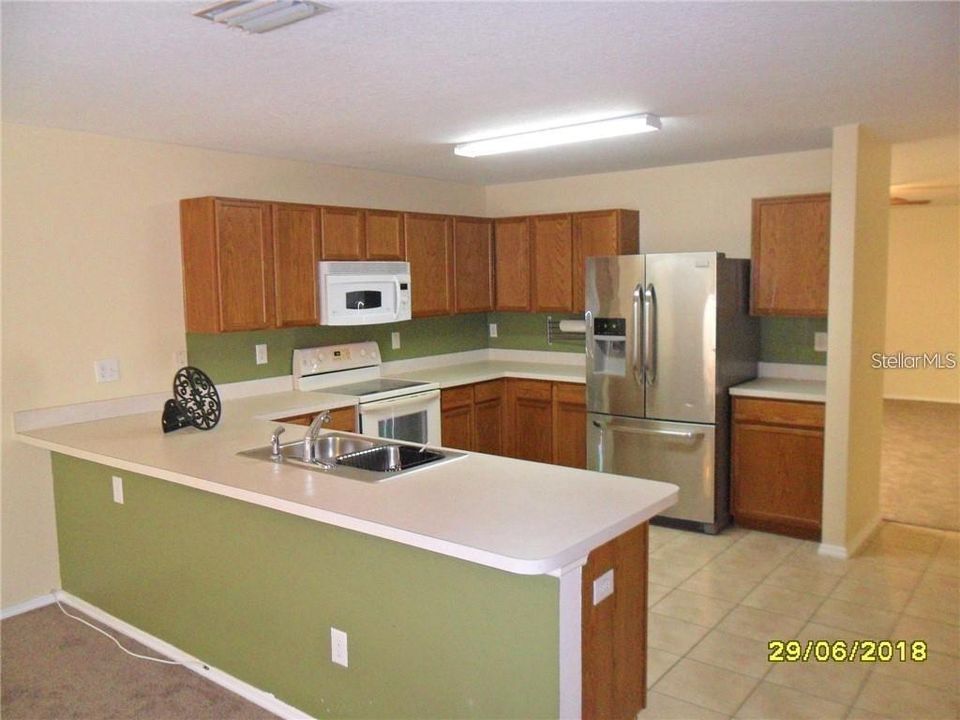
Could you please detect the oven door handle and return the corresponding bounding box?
[361,390,440,412]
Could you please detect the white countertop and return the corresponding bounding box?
[391,360,584,388]
[730,378,826,403]
[18,388,675,576]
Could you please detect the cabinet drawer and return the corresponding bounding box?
[734,398,824,428]
[473,379,504,403]
[441,385,474,410]
[510,379,553,401]
[553,382,585,404]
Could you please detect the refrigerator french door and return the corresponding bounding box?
[585,252,758,533]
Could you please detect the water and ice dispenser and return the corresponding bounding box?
[591,317,627,376]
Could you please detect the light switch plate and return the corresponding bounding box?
[593,569,614,605]
[255,344,268,365]
[489,323,498,338]
[814,332,828,353]
[111,476,124,504]
[391,332,401,350]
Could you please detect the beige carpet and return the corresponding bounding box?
[881,399,960,531]
[1,604,279,720]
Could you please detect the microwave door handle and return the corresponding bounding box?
[394,277,402,312]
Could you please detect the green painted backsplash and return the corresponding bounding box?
[188,312,824,384]
[187,314,488,384]
[760,317,828,365]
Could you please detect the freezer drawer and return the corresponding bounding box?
[587,413,716,525]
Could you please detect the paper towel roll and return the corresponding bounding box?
[558,319,586,333]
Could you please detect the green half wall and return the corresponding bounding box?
[53,454,560,719]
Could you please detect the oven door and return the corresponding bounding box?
[359,390,441,446]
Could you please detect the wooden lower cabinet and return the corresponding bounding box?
[275,406,357,433]
[505,379,555,463]
[553,382,586,469]
[582,522,647,720]
[441,381,505,455]
[443,378,585,467]
[731,397,824,540]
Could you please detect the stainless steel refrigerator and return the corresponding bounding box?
[585,252,759,533]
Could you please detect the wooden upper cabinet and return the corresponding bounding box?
[751,193,830,317]
[404,213,454,317]
[272,203,319,328]
[453,217,494,313]
[531,214,574,312]
[572,210,639,313]
[364,210,405,260]
[320,206,365,260]
[494,217,532,311]
[180,197,275,333]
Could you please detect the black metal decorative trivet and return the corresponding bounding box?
[162,366,221,433]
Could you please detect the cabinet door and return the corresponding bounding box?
[215,199,275,331]
[572,210,639,313]
[272,203,319,327]
[553,382,586,469]
[494,217,531,311]
[751,194,830,316]
[505,379,554,462]
[531,214,573,312]
[441,386,475,450]
[327,406,358,433]
[365,210,405,260]
[473,380,504,456]
[405,213,454,317]
[321,206,365,260]
[454,217,495,313]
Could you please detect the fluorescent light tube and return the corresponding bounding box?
[194,0,324,33]
[454,114,662,158]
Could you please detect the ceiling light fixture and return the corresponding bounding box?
[194,0,327,34]
[453,113,662,158]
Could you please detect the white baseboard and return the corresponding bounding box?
[818,513,883,559]
[1,592,56,620]
[53,591,314,720]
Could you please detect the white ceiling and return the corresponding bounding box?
[3,1,958,185]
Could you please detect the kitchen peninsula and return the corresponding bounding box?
[17,387,676,719]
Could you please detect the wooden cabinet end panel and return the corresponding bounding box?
[581,523,647,720]
[180,197,220,333]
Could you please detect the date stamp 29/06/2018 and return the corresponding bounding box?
[768,640,928,663]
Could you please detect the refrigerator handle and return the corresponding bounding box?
[643,284,657,385]
[584,310,593,360]
[632,282,644,387]
[592,419,702,440]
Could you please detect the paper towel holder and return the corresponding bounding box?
[546,315,586,345]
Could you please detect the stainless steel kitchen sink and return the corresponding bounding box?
[237,432,464,482]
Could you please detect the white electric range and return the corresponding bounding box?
[292,342,441,445]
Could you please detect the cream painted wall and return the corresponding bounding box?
[484,149,834,257]
[884,205,960,403]
[0,123,485,606]
[822,125,890,553]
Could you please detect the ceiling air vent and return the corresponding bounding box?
[194,1,328,34]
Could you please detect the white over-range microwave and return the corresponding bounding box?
[318,261,412,326]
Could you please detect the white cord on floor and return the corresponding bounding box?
[53,594,204,668]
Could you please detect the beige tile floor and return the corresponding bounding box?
[640,521,960,720]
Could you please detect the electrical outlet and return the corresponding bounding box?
[112,476,124,504]
[331,627,348,667]
[489,323,498,338]
[814,332,828,353]
[592,569,614,605]
[94,358,120,383]
[391,332,401,350]
[255,344,268,365]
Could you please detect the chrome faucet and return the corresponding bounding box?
[302,411,332,463]
[270,426,285,460]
